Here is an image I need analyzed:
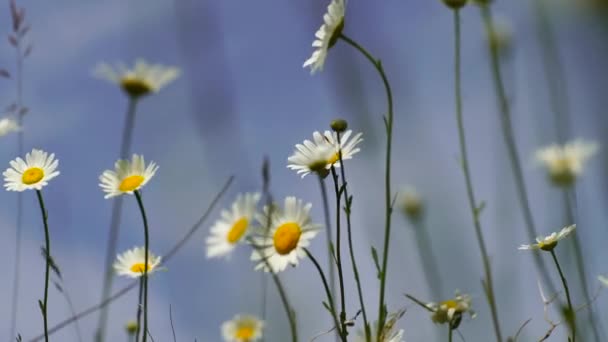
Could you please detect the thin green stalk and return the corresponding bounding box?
[478,4,560,300]
[452,10,502,342]
[549,250,576,341]
[317,175,337,311]
[134,190,150,342]
[97,97,139,342]
[330,167,347,335]
[135,279,144,342]
[303,248,345,341]
[448,327,453,342]
[335,134,371,341]
[338,33,394,338]
[268,264,298,342]
[411,219,443,301]
[36,190,51,342]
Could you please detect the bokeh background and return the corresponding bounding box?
[0,0,607,341]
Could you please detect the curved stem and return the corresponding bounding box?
[303,248,345,341]
[550,250,576,341]
[317,175,337,312]
[339,33,394,338]
[134,191,150,342]
[329,167,347,335]
[336,135,371,341]
[452,10,502,341]
[36,190,51,342]
[97,97,139,342]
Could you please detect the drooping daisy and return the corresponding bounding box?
[113,246,162,278]
[3,148,60,192]
[427,292,475,328]
[221,314,264,342]
[93,59,180,98]
[287,130,363,178]
[535,140,598,186]
[99,154,158,199]
[518,224,576,252]
[303,0,346,74]
[0,117,20,137]
[250,197,321,272]
[206,193,261,259]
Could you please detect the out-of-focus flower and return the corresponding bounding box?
[427,292,475,329]
[206,193,261,259]
[113,246,162,278]
[3,148,59,192]
[287,130,362,178]
[399,186,424,221]
[99,154,158,199]
[251,197,320,272]
[356,310,406,342]
[303,0,345,74]
[518,224,576,252]
[94,59,180,98]
[221,314,264,342]
[125,320,138,335]
[535,140,598,186]
[0,117,20,137]
[486,15,513,56]
[598,275,608,287]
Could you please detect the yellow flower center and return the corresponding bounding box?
[227,217,249,244]
[129,262,149,274]
[538,240,558,251]
[22,167,44,185]
[548,158,576,186]
[235,325,255,340]
[121,77,153,98]
[441,300,459,310]
[119,175,145,192]
[327,152,340,165]
[273,222,302,255]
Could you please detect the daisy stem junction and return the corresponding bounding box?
[329,166,347,336]
[452,9,502,342]
[35,190,51,342]
[133,190,150,342]
[338,33,395,340]
[97,97,139,342]
[549,249,576,341]
[303,248,345,341]
[317,175,337,321]
[335,133,371,341]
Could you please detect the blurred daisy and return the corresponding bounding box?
[599,275,608,287]
[398,186,424,221]
[518,224,576,252]
[4,148,59,192]
[427,292,475,328]
[206,193,261,259]
[251,197,321,272]
[535,140,598,186]
[303,0,346,73]
[356,310,405,342]
[99,154,158,199]
[221,314,264,342]
[485,15,513,55]
[287,130,362,178]
[94,59,180,98]
[0,117,20,137]
[113,246,162,278]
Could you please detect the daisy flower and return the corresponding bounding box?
[221,314,264,342]
[518,224,576,252]
[250,197,321,272]
[535,140,598,186]
[398,186,424,221]
[113,246,162,278]
[356,310,405,342]
[99,154,158,199]
[427,292,475,328]
[0,117,20,137]
[206,193,261,259]
[303,0,346,74]
[287,130,363,178]
[3,148,60,192]
[94,59,180,98]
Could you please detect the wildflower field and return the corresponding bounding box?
[1,0,608,341]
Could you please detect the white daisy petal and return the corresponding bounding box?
[113,246,162,279]
[93,59,180,98]
[98,154,158,198]
[303,0,346,74]
[518,224,576,252]
[221,314,264,342]
[3,148,60,192]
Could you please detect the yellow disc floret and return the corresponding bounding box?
[22,167,44,185]
[227,217,249,244]
[235,325,255,340]
[273,222,302,255]
[121,77,153,98]
[119,175,145,192]
[130,262,147,274]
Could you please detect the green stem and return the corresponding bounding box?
[448,327,453,342]
[452,9,502,342]
[97,97,139,342]
[135,278,144,342]
[35,190,50,342]
[134,191,150,342]
[478,4,560,301]
[330,167,347,335]
[550,250,576,341]
[339,33,394,339]
[317,175,337,314]
[335,134,371,341]
[303,248,345,341]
